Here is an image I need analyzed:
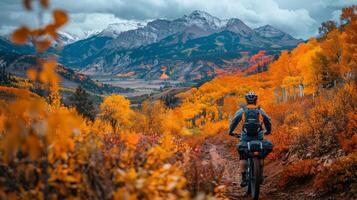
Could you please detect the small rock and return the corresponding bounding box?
[323,159,333,167]
[270,188,278,193]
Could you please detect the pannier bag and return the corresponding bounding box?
[237,140,273,159]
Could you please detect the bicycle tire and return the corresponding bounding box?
[251,158,261,200]
[246,158,252,195]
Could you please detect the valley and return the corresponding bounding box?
[92,75,182,97]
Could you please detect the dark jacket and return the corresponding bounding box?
[228,105,272,135]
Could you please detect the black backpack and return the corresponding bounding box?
[243,107,262,137]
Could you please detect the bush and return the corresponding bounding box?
[278,159,317,188]
[314,152,357,193]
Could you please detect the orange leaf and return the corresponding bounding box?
[31,28,45,37]
[11,26,30,45]
[39,0,49,8]
[53,10,68,27]
[34,39,51,53]
[44,24,58,39]
[43,60,57,70]
[27,133,41,160]
[27,68,37,80]
[23,0,32,10]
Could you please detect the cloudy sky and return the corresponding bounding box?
[0,0,356,39]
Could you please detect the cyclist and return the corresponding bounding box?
[228,92,272,187]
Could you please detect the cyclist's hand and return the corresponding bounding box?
[228,132,235,136]
[264,131,271,135]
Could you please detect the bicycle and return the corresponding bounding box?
[230,131,266,200]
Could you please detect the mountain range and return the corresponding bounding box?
[1,10,302,84]
[58,11,302,81]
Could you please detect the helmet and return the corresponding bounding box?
[245,92,258,104]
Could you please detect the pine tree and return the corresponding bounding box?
[69,86,96,121]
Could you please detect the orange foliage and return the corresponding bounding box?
[278,159,317,188]
[0,1,191,199]
[1,1,356,198]
[99,94,132,134]
[314,152,357,193]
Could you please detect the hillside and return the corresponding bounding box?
[0,50,133,94]
[0,2,356,200]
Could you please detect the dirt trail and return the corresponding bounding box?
[202,140,318,200]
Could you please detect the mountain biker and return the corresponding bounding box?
[228,92,272,187]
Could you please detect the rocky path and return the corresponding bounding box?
[200,138,321,200]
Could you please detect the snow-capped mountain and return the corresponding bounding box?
[100,21,147,38]
[57,30,101,45]
[1,10,304,84]
[254,25,288,38]
[105,10,229,49]
[184,10,225,30]
[224,18,255,36]
[59,10,302,72]
[57,32,81,45]
[254,25,302,46]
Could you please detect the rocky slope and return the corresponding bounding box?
[58,11,302,82]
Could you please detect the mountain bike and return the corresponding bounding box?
[231,132,265,200]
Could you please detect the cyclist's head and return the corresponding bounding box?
[245,92,257,105]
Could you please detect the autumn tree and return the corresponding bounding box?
[312,29,344,89]
[69,86,96,121]
[99,94,132,134]
[318,20,337,35]
[340,5,357,84]
[141,100,168,134]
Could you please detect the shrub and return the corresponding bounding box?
[314,152,357,193]
[278,159,317,188]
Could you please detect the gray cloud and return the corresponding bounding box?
[1,0,356,39]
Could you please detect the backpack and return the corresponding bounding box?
[242,107,262,137]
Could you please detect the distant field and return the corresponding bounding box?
[90,75,182,97]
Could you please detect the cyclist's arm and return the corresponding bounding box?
[228,108,243,134]
[260,109,272,134]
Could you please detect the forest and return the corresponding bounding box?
[0,1,356,199]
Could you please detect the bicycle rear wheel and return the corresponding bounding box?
[246,159,252,196]
[251,158,261,200]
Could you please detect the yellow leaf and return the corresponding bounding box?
[64,175,80,183]
[11,26,30,45]
[126,168,137,182]
[53,10,68,27]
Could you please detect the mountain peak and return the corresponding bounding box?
[254,25,302,45]
[256,25,282,32]
[225,18,254,35]
[184,10,223,30]
[189,10,213,18]
[100,22,146,37]
[254,25,288,38]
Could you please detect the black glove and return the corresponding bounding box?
[228,131,235,136]
[264,131,271,135]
